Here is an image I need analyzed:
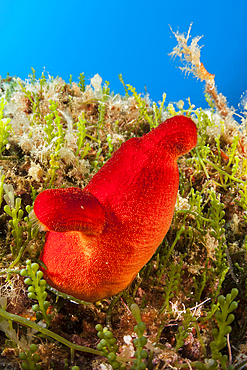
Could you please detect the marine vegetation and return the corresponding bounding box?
[0,26,246,369]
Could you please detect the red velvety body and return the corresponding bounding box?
[35,116,197,302]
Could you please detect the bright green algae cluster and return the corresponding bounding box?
[0,67,246,369]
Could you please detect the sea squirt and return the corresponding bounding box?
[33,115,197,302]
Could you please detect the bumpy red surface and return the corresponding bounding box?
[34,115,197,302]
